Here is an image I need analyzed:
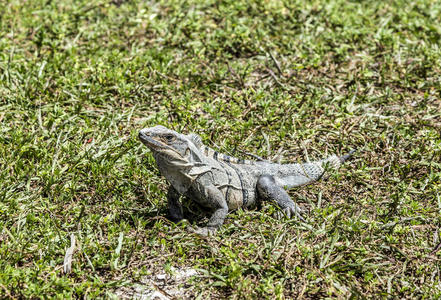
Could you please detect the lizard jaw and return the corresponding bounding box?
[138,129,187,163]
[138,131,166,149]
[138,130,168,150]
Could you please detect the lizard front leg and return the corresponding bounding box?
[189,184,229,236]
[167,186,184,222]
[257,174,305,221]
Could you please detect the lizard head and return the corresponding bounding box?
[138,125,200,165]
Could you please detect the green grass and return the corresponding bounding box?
[1,0,440,298]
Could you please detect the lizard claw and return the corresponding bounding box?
[187,226,217,236]
[282,205,306,222]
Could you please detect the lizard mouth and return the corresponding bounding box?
[138,130,184,158]
[138,129,188,165]
[138,131,167,150]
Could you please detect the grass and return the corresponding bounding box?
[0,0,440,298]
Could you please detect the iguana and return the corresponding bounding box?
[139,125,355,235]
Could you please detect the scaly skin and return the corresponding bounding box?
[139,125,355,235]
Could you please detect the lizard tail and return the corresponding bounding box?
[274,149,355,188]
[340,149,356,163]
[318,149,356,171]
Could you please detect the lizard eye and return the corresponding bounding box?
[164,134,175,142]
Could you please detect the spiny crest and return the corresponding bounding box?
[188,133,203,148]
[202,145,252,165]
[187,133,252,165]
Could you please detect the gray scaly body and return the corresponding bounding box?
[139,125,355,235]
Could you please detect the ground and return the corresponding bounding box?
[0,0,440,298]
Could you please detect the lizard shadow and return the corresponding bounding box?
[115,185,209,229]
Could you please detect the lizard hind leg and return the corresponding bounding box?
[256,174,305,221]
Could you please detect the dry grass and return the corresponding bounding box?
[0,0,440,298]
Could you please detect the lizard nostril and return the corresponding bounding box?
[139,130,149,139]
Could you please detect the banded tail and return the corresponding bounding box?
[274,149,356,188]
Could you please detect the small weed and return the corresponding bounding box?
[0,0,440,298]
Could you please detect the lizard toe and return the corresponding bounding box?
[187,226,217,236]
[283,207,292,218]
[284,205,305,222]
